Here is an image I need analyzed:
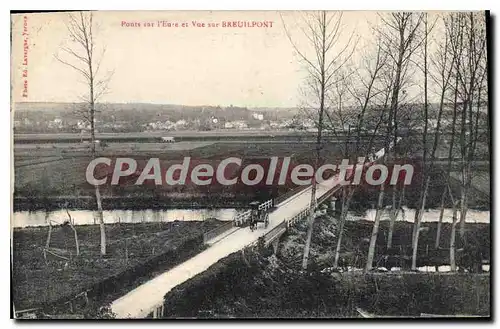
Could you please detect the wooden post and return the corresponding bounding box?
[272,239,279,255]
[329,197,337,216]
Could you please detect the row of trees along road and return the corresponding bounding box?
[282,11,488,272]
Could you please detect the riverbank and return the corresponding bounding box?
[12,219,225,317]
[161,215,490,318]
[13,195,254,212]
[13,166,490,212]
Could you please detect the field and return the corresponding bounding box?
[14,130,314,141]
[161,217,490,318]
[14,141,222,197]
[14,141,217,159]
[13,134,490,211]
[13,138,387,209]
[14,130,365,144]
[12,219,225,314]
[280,217,490,270]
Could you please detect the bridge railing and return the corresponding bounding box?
[263,220,288,247]
[286,208,310,228]
[233,199,273,226]
[203,221,235,244]
[258,199,273,211]
[234,210,251,226]
[262,207,311,247]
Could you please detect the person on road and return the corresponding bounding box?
[250,218,256,231]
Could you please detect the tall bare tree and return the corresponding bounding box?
[431,13,488,257]
[55,12,113,255]
[365,12,424,272]
[410,13,442,270]
[281,11,356,269]
[412,12,487,268]
[322,42,388,268]
[451,12,488,240]
[432,14,459,249]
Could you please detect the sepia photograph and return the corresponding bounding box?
[10,9,491,319]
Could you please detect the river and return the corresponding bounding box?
[12,208,237,228]
[348,207,490,224]
[12,206,489,228]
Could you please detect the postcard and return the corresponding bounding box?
[11,10,491,319]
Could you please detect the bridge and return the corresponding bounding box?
[110,142,395,318]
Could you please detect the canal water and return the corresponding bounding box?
[335,265,491,273]
[12,208,237,228]
[349,207,490,224]
[12,206,489,228]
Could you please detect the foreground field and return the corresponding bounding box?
[12,219,224,315]
[161,216,490,318]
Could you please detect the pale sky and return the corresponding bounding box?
[10,11,454,108]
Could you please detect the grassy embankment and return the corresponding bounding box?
[161,214,490,318]
[12,219,224,317]
[14,141,385,210]
[14,139,489,211]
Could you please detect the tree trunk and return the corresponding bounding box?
[65,209,80,256]
[459,188,468,239]
[44,211,52,250]
[90,95,106,256]
[412,208,419,247]
[435,188,447,249]
[302,190,316,270]
[95,184,106,256]
[450,204,459,271]
[411,178,430,270]
[333,188,352,268]
[387,185,405,250]
[365,185,385,272]
[387,186,397,250]
[73,227,80,256]
[333,209,348,268]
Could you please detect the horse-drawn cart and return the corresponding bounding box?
[249,201,270,231]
